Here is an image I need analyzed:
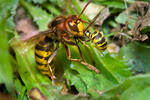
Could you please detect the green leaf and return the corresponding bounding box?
[141,26,150,34]
[0,0,18,32]
[28,0,47,4]
[54,42,131,98]
[0,27,14,92]
[49,0,64,8]
[65,69,87,93]
[115,11,137,30]
[14,79,27,99]
[119,42,150,74]
[98,74,150,100]
[101,54,131,83]
[20,0,53,31]
[95,0,125,9]
[104,1,125,9]
[43,3,61,16]
[68,63,116,98]
[0,0,18,92]
[88,45,131,84]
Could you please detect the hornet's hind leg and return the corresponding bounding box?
[64,43,99,73]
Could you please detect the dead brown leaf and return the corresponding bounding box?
[128,1,150,41]
[28,88,47,100]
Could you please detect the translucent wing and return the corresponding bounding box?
[11,30,53,54]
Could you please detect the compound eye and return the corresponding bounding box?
[68,21,75,27]
[68,21,79,32]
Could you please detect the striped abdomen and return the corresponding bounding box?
[91,31,107,51]
[35,36,55,78]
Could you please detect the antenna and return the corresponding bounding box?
[78,0,92,18]
[83,7,105,32]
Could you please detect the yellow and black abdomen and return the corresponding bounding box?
[91,30,107,51]
[35,36,54,78]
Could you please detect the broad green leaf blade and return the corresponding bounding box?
[98,74,150,100]
[65,69,87,93]
[101,54,131,82]
[67,62,116,98]
[89,45,131,83]
[119,42,150,74]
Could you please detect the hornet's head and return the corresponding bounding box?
[66,15,84,37]
[65,0,92,37]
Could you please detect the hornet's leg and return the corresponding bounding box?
[47,42,59,64]
[47,42,59,80]
[78,39,89,49]
[64,44,99,73]
[63,38,85,61]
[75,39,84,61]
